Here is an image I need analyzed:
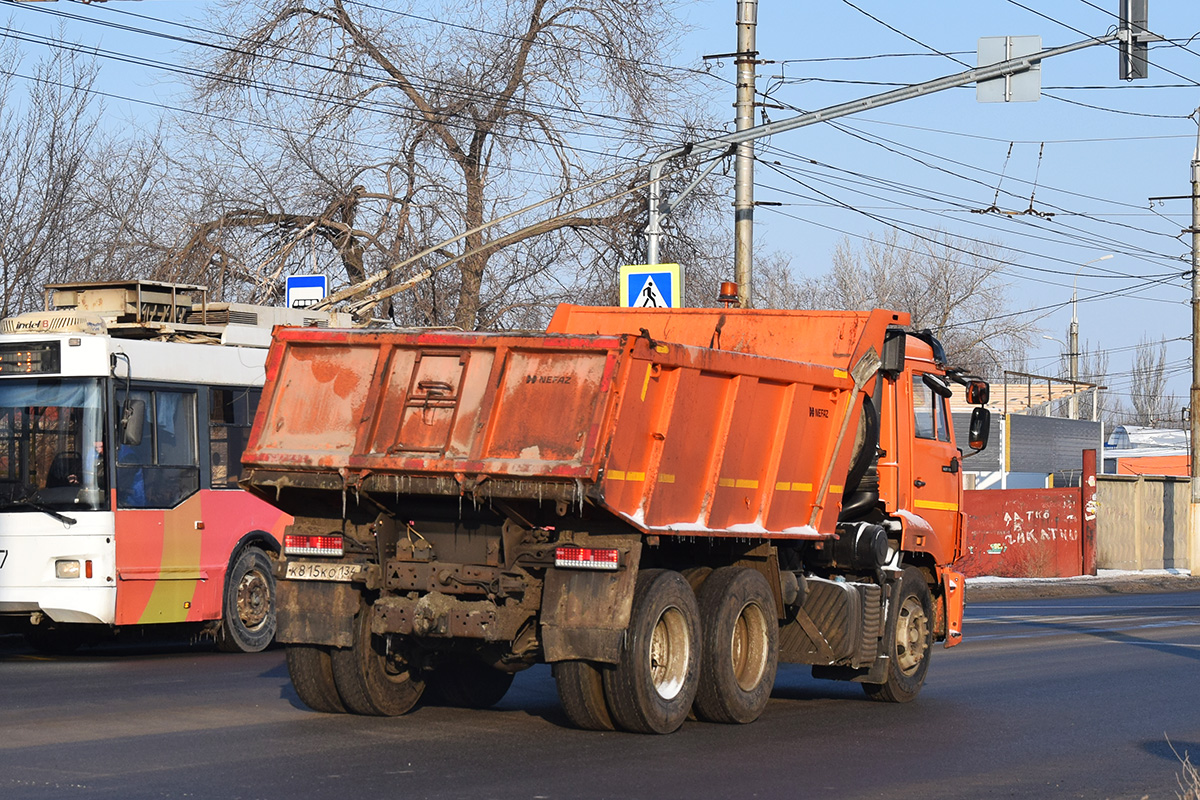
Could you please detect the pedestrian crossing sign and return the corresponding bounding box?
[619,263,683,308]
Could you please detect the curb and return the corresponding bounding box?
[966,573,1200,603]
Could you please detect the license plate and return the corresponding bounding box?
[285,561,362,582]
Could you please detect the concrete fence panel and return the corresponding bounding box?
[1095,475,1190,571]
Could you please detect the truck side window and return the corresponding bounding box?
[912,375,937,440]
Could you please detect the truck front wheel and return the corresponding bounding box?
[864,567,933,703]
[692,566,779,724]
[602,569,701,734]
[285,644,346,713]
[331,600,425,716]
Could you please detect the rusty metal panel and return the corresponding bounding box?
[958,488,1082,578]
[254,341,381,465]
[484,348,613,465]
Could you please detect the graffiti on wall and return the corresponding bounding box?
[959,488,1082,578]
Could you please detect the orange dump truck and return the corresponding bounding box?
[241,305,991,733]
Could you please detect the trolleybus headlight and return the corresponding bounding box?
[55,559,81,579]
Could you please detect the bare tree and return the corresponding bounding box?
[0,33,104,316]
[759,229,1037,376]
[174,0,727,326]
[1123,336,1177,427]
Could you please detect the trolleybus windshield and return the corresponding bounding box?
[0,378,108,513]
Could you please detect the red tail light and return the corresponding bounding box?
[284,534,344,557]
[555,546,620,571]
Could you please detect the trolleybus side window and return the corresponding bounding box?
[116,388,199,509]
[209,387,261,489]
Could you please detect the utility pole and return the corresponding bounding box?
[733,0,758,308]
[1069,292,1080,419]
[1191,108,1200,572]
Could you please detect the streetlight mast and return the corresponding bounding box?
[1070,254,1112,419]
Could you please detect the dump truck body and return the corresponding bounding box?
[242,306,988,732]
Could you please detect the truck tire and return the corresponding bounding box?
[285,644,346,713]
[331,601,425,716]
[602,569,701,734]
[692,566,779,724]
[216,546,276,653]
[554,660,616,731]
[432,658,514,709]
[864,567,933,703]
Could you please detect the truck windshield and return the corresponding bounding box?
[0,378,109,513]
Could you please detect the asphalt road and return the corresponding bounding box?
[2,591,1199,800]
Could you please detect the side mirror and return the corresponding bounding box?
[968,406,991,451]
[966,380,990,405]
[922,372,953,399]
[121,398,146,447]
[881,331,906,376]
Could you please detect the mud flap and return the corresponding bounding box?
[941,568,964,648]
[540,537,641,665]
[275,578,359,647]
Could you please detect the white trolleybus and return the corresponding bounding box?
[0,281,348,653]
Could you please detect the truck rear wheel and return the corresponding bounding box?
[554,660,616,731]
[432,658,514,709]
[602,569,701,734]
[216,546,276,653]
[864,567,933,703]
[285,644,346,713]
[692,566,779,724]
[331,601,425,716]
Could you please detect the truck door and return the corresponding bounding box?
[908,372,961,558]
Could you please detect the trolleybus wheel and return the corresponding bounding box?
[216,546,276,653]
[285,644,346,713]
[864,566,933,704]
[692,566,779,724]
[554,660,616,731]
[602,569,701,734]
[330,599,425,716]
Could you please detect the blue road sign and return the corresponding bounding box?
[619,263,682,308]
[285,274,328,309]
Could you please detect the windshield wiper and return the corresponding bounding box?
[7,496,76,527]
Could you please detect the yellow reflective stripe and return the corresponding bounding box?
[833,369,849,379]
[915,499,959,512]
[775,481,813,492]
[607,470,646,481]
[658,473,675,483]
[719,478,759,489]
[829,484,843,494]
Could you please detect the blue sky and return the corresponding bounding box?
[2,0,1199,411]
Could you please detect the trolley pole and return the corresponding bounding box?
[733,0,758,308]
